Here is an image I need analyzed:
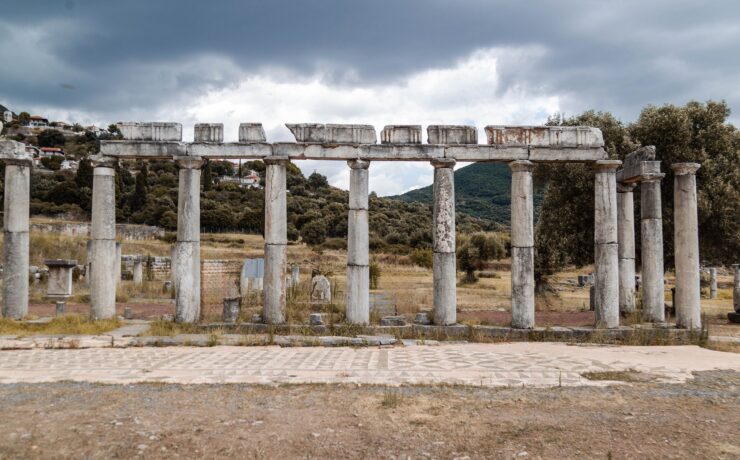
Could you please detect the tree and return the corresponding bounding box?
[75,158,94,189]
[300,220,327,245]
[107,124,122,138]
[308,172,329,189]
[456,232,506,283]
[37,129,66,148]
[18,112,30,125]
[202,161,213,191]
[130,168,148,212]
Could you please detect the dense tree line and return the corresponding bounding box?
[535,100,739,276]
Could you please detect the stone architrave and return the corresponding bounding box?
[431,158,456,325]
[672,163,701,329]
[311,275,332,303]
[173,156,203,323]
[640,171,666,322]
[90,157,118,320]
[346,159,370,324]
[2,155,32,319]
[593,160,621,328]
[263,156,289,324]
[616,182,637,315]
[44,259,78,299]
[510,160,535,329]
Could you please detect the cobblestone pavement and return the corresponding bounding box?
[0,343,738,387]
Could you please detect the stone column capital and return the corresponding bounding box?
[174,156,203,169]
[263,155,290,166]
[509,160,534,173]
[616,182,636,193]
[2,156,33,167]
[90,155,117,169]
[639,173,665,183]
[594,159,622,173]
[347,159,370,170]
[431,158,456,169]
[671,162,701,176]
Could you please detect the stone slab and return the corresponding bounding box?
[117,122,182,141]
[287,123,376,144]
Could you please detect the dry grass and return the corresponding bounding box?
[143,319,204,336]
[0,315,120,337]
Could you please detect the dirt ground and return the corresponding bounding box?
[0,371,738,459]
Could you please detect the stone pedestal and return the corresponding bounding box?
[640,175,665,321]
[617,183,636,315]
[708,267,717,299]
[2,157,31,319]
[431,159,456,325]
[346,159,370,324]
[510,160,535,329]
[174,157,202,323]
[90,160,117,320]
[263,156,289,324]
[44,259,77,299]
[132,257,144,285]
[672,163,701,329]
[593,160,621,328]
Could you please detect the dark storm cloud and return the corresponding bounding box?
[2,0,739,122]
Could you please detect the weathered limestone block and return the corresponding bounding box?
[263,156,288,324]
[616,146,656,183]
[427,125,477,145]
[594,161,620,245]
[311,275,332,303]
[346,266,369,324]
[132,257,144,285]
[222,297,241,324]
[263,244,286,325]
[511,246,535,329]
[617,183,636,314]
[346,159,370,325]
[239,123,267,143]
[672,163,701,329]
[594,243,620,328]
[485,126,604,148]
[116,122,182,141]
[432,159,456,325]
[381,125,422,144]
[44,259,77,299]
[174,157,202,323]
[287,124,376,144]
[194,123,224,143]
[348,159,370,210]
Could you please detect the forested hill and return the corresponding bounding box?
[390,162,542,226]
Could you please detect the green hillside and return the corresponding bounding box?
[390,162,542,227]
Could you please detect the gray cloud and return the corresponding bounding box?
[1,0,739,124]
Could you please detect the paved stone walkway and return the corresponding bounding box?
[1,343,738,387]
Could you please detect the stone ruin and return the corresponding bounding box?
[0,122,712,330]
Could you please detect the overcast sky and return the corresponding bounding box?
[2,0,738,195]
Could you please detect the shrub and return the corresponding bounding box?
[409,248,433,269]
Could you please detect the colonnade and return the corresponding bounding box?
[0,125,705,330]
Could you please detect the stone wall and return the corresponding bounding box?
[30,222,164,240]
[200,259,242,303]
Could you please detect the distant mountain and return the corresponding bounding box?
[390,162,542,226]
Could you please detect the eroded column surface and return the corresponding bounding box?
[594,160,621,328]
[174,157,202,323]
[346,159,370,325]
[641,173,665,322]
[432,159,456,325]
[263,156,289,324]
[2,157,31,319]
[90,160,117,320]
[133,257,143,285]
[733,264,740,313]
[672,163,701,329]
[510,160,535,329]
[617,183,636,315]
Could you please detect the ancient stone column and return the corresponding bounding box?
[672,163,701,329]
[510,160,535,329]
[115,242,122,286]
[90,158,118,320]
[2,157,32,319]
[173,157,202,323]
[132,257,144,285]
[263,156,289,324]
[346,159,370,325]
[593,160,621,328]
[709,267,717,299]
[431,158,456,325]
[641,173,665,322]
[733,264,740,313]
[617,183,636,315]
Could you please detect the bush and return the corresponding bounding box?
[409,248,433,269]
[300,220,327,245]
